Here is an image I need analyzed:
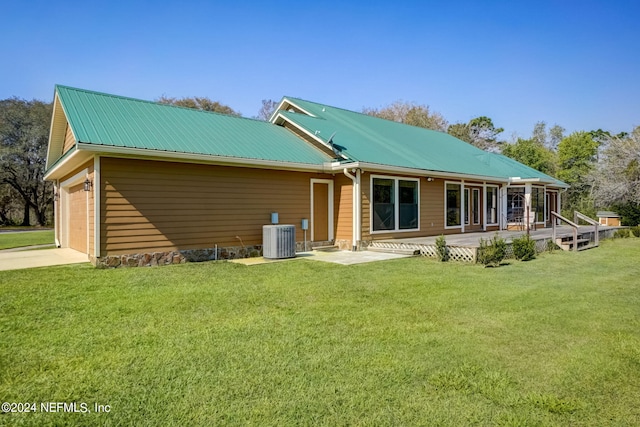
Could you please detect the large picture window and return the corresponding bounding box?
[507,187,525,223]
[372,176,419,232]
[446,183,461,227]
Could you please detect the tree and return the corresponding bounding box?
[156,96,241,116]
[531,121,565,151]
[557,132,598,184]
[0,185,21,225]
[590,127,640,224]
[363,100,448,132]
[255,99,279,121]
[501,138,557,176]
[0,98,53,226]
[556,131,599,216]
[447,116,504,152]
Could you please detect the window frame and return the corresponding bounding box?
[370,174,420,234]
[444,181,462,229]
[485,185,499,226]
[531,186,545,223]
[472,188,481,225]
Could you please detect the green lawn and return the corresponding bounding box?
[1,239,639,426]
[0,230,55,250]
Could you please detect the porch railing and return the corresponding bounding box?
[574,211,599,247]
[551,211,579,252]
[551,211,599,252]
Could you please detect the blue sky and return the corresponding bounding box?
[2,0,638,139]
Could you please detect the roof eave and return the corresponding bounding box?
[76,143,330,173]
[510,177,569,188]
[332,162,512,183]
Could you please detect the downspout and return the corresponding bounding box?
[343,168,358,251]
[355,169,362,247]
[54,180,61,248]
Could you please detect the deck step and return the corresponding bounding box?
[367,247,421,256]
[557,238,592,251]
[556,238,590,246]
[312,245,339,252]
[577,244,598,252]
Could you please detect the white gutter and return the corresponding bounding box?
[343,168,360,251]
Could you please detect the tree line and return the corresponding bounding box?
[1,95,638,226]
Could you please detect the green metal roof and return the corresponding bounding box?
[49,86,566,187]
[280,97,566,185]
[53,86,332,167]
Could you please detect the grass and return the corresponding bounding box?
[1,239,639,426]
[0,230,55,250]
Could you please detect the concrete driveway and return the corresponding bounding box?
[0,248,89,271]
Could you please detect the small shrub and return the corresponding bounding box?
[546,240,559,252]
[512,234,536,261]
[477,234,507,267]
[631,225,640,237]
[614,229,631,238]
[435,235,449,261]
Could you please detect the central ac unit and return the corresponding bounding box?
[263,225,296,259]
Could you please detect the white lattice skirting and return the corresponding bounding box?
[368,239,555,263]
[368,242,478,262]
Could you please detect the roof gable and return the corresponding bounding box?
[277,97,566,185]
[46,86,332,173]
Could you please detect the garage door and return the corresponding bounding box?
[68,183,87,253]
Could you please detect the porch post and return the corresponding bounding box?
[524,183,532,230]
[461,180,465,233]
[500,185,508,230]
[482,182,487,231]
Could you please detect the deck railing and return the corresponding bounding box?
[551,211,579,252]
[551,211,599,252]
[574,211,600,247]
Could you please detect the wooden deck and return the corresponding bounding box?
[367,225,621,262]
[373,226,618,248]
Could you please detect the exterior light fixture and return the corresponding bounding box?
[83,178,92,192]
[426,177,434,182]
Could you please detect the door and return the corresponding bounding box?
[311,179,333,242]
[465,187,483,231]
[67,183,88,253]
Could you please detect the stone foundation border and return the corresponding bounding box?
[94,241,316,268]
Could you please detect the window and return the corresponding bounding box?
[446,183,461,227]
[486,186,498,225]
[399,180,418,229]
[372,177,419,232]
[473,189,480,225]
[373,178,394,231]
[464,188,470,225]
[507,187,525,222]
[531,187,544,222]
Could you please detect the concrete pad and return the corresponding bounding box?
[0,248,89,271]
[304,250,412,265]
[228,250,412,266]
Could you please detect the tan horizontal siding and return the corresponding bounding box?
[62,123,75,154]
[334,174,353,241]
[100,158,332,255]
